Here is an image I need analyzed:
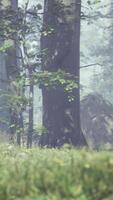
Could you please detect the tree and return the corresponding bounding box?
[40,0,87,147]
[0,0,43,147]
[89,0,113,103]
[0,0,19,138]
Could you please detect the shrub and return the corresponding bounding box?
[0,145,113,199]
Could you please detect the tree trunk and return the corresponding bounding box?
[27,69,34,148]
[40,0,87,147]
[0,0,18,135]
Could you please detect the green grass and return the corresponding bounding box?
[0,145,113,200]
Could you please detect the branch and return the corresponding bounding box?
[80,63,101,69]
[81,13,113,19]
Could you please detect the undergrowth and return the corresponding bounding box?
[0,145,112,200]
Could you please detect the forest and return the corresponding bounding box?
[0,0,113,199]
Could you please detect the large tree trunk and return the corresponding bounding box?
[40,0,87,147]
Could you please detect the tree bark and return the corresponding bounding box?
[40,0,87,147]
[0,0,18,135]
[27,68,34,148]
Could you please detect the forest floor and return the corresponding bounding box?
[0,145,112,200]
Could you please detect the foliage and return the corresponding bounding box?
[34,124,47,135]
[33,69,78,101]
[0,146,112,199]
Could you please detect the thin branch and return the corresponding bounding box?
[80,63,101,69]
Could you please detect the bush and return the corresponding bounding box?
[0,145,113,200]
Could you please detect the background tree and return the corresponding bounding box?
[90,0,113,103]
[0,0,19,139]
[0,0,43,146]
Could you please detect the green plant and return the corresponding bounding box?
[0,146,112,200]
